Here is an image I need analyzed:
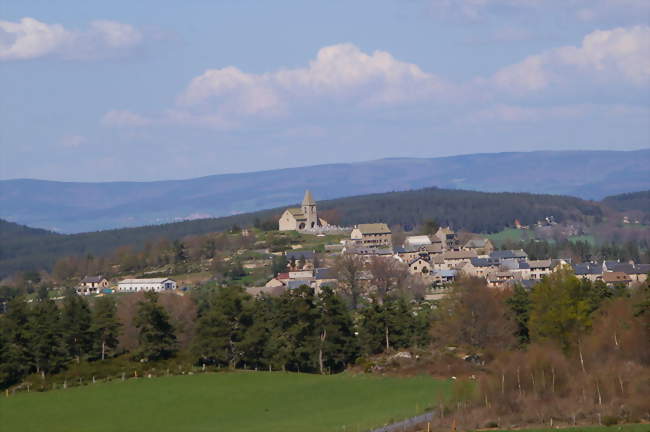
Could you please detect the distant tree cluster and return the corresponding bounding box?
[504,238,649,263]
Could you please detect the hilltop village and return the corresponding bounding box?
[74,190,649,298]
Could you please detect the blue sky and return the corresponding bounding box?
[1,0,649,181]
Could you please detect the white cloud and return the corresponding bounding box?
[102,29,649,131]
[179,43,447,112]
[104,43,448,129]
[491,26,650,93]
[0,17,143,61]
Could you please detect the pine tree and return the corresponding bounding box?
[506,284,531,345]
[0,314,25,388]
[90,296,121,361]
[61,289,93,363]
[316,287,358,373]
[133,292,177,361]
[193,286,252,367]
[359,299,388,355]
[240,295,276,369]
[28,298,66,374]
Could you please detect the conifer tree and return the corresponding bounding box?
[316,286,358,373]
[193,286,252,367]
[506,284,531,345]
[61,289,93,363]
[28,297,66,374]
[90,296,121,361]
[133,291,177,361]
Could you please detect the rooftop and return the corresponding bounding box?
[355,223,391,234]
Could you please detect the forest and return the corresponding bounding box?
[2,187,642,278]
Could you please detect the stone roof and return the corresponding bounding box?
[470,257,500,267]
[441,250,477,260]
[602,272,632,283]
[314,267,335,280]
[286,250,315,260]
[528,259,552,269]
[81,275,105,283]
[286,208,307,220]
[573,263,602,275]
[490,250,528,260]
[355,223,391,234]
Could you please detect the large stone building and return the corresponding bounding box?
[278,190,327,231]
[350,223,392,249]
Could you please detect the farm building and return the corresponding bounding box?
[117,278,177,293]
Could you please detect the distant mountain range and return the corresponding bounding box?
[1,149,648,233]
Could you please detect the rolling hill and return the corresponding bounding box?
[1,149,648,233]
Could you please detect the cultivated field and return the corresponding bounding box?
[0,371,452,432]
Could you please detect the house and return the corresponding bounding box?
[278,190,328,231]
[434,227,458,250]
[573,263,603,282]
[602,271,632,287]
[458,257,499,278]
[76,275,109,295]
[440,250,477,267]
[462,237,494,254]
[117,278,177,293]
[408,257,432,275]
[486,271,517,288]
[431,269,457,286]
[350,223,392,249]
[286,250,316,263]
[528,259,552,279]
[313,267,338,293]
[404,235,432,249]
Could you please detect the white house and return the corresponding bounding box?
[117,278,177,293]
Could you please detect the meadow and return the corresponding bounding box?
[0,371,452,432]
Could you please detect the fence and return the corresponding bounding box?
[367,411,435,432]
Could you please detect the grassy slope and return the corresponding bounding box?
[0,372,451,432]
[486,228,524,246]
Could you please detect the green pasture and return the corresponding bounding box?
[0,371,451,432]
[486,228,525,245]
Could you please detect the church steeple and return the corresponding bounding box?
[302,190,315,207]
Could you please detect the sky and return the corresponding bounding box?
[1,0,649,182]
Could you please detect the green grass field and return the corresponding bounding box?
[0,371,451,432]
[486,228,525,245]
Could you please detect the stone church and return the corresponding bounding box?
[278,190,328,231]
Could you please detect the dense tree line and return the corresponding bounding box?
[503,238,650,263]
[1,186,621,277]
[602,190,650,214]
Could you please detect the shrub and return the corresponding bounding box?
[602,415,619,427]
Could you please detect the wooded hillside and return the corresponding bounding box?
[0,187,625,278]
